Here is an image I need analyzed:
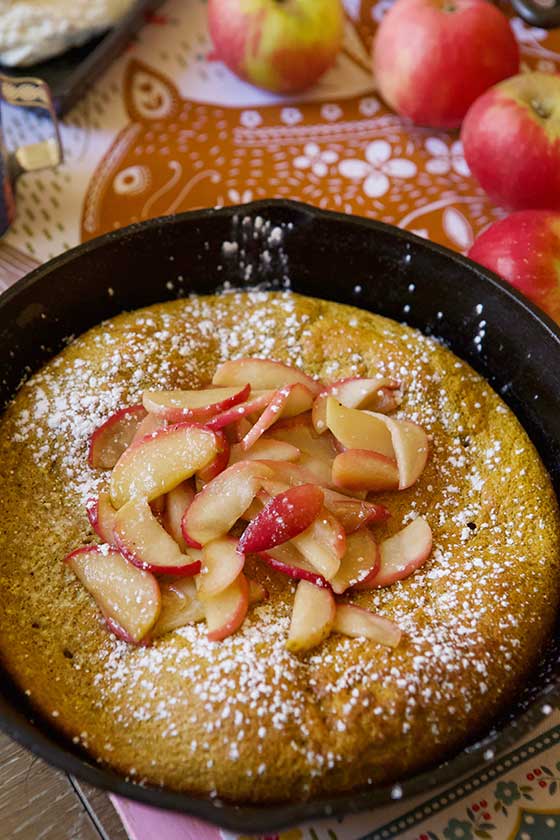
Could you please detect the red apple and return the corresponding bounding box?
[258,542,329,589]
[229,437,300,465]
[203,572,250,641]
[329,528,380,594]
[212,357,322,396]
[208,0,344,94]
[239,484,324,553]
[468,211,560,322]
[153,577,204,637]
[325,397,394,457]
[372,0,519,129]
[368,412,429,490]
[286,579,335,652]
[333,604,401,648]
[462,73,560,212]
[312,377,399,433]
[88,403,146,469]
[86,492,117,544]
[206,391,274,430]
[332,449,399,492]
[162,481,195,550]
[291,509,346,580]
[197,429,230,483]
[65,545,160,644]
[370,516,433,588]
[197,537,246,599]
[142,384,250,423]
[114,497,202,576]
[240,384,314,450]
[110,423,218,509]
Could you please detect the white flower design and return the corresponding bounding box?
[339,140,416,198]
[321,103,343,122]
[294,143,338,177]
[240,110,262,129]
[281,107,303,126]
[359,97,380,117]
[425,138,470,177]
[228,188,253,203]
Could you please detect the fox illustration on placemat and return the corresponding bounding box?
[80,56,503,253]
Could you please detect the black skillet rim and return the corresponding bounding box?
[0,199,559,833]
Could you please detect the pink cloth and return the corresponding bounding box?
[110,795,222,840]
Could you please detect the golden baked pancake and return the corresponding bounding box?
[0,290,558,803]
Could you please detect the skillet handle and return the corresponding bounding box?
[509,0,560,28]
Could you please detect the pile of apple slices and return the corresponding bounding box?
[65,358,432,653]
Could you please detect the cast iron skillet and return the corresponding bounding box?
[1,200,560,833]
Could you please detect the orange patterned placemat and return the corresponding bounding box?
[3,0,560,262]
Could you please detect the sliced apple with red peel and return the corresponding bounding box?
[162,481,195,550]
[182,460,275,547]
[213,357,322,396]
[197,537,245,599]
[239,484,324,554]
[286,580,335,653]
[371,516,432,588]
[241,384,314,450]
[259,459,321,489]
[206,391,274,430]
[65,545,160,644]
[197,429,230,483]
[333,604,401,648]
[325,397,394,456]
[367,413,429,490]
[270,413,337,461]
[248,578,269,604]
[153,577,204,637]
[204,572,250,641]
[110,423,218,509]
[259,542,329,589]
[114,497,202,576]
[224,416,252,443]
[150,495,166,518]
[88,404,147,469]
[321,491,390,532]
[332,449,399,492]
[131,412,166,445]
[312,377,400,433]
[330,529,380,594]
[229,437,300,465]
[143,384,250,424]
[291,510,346,580]
[86,492,117,544]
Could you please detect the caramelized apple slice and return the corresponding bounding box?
[197,430,230,483]
[110,423,218,509]
[197,537,245,599]
[291,510,346,580]
[114,497,202,576]
[325,397,394,456]
[330,529,380,594]
[259,542,329,589]
[224,416,252,443]
[143,384,250,423]
[286,580,335,653]
[86,492,117,544]
[131,412,166,445]
[239,484,324,554]
[248,578,269,604]
[367,413,429,490]
[203,572,250,641]
[152,577,204,637]
[162,481,195,550]
[312,377,400,433]
[370,516,432,587]
[321,492,389,532]
[88,404,147,469]
[333,604,401,648]
[65,545,160,644]
[241,384,314,450]
[182,460,275,547]
[206,390,274,430]
[332,449,400,492]
[229,437,300,465]
[213,357,322,396]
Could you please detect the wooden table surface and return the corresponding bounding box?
[0,242,130,840]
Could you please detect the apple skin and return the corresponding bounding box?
[468,211,560,322]
[372,0,519,129]
[207,0,344,94]
[461,73,560,211]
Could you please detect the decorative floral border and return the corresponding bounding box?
[362,725,560,839]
